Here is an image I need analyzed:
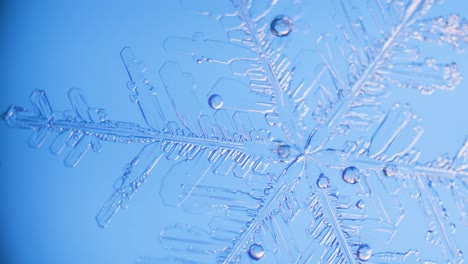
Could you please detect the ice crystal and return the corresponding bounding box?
[3,0,468,263]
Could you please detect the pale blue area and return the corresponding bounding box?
[0,1,190,263]
[0,0,467,263]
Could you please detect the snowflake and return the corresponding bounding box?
[3,0,468,263]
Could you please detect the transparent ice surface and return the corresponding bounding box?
[1,0,468,263]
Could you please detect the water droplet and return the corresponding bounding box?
[208,94,223,110]
[248,243,265,260]
[357,244,372,261]
[277,143,291,159]
[342,166,360,184]
[356,199,365,209]
[270,15,293,37]
[317,174,330,189]
[382,165,398,177]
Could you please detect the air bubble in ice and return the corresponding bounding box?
[208,94,223,110]
[356,199,365,209]
[357,244,372,261]
[248,243,265,260]
[342,166,360,184]
[317,174,330,189]
[277,143,291,159]
[271,15,293,37]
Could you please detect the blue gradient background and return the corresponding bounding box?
[1,0,467,263]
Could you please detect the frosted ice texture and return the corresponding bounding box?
[3,0,468,263]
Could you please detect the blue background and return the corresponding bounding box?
[1,0,468,263]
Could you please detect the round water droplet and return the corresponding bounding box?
[248,243,265,260]
[356,199,365,209]
[317,174,330,189]
[382,165,398,177]
[342,166,360,184]
[277,143,291,159]
[208,94,223,110]
[357,244,372,261]
[270,15,293,37]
